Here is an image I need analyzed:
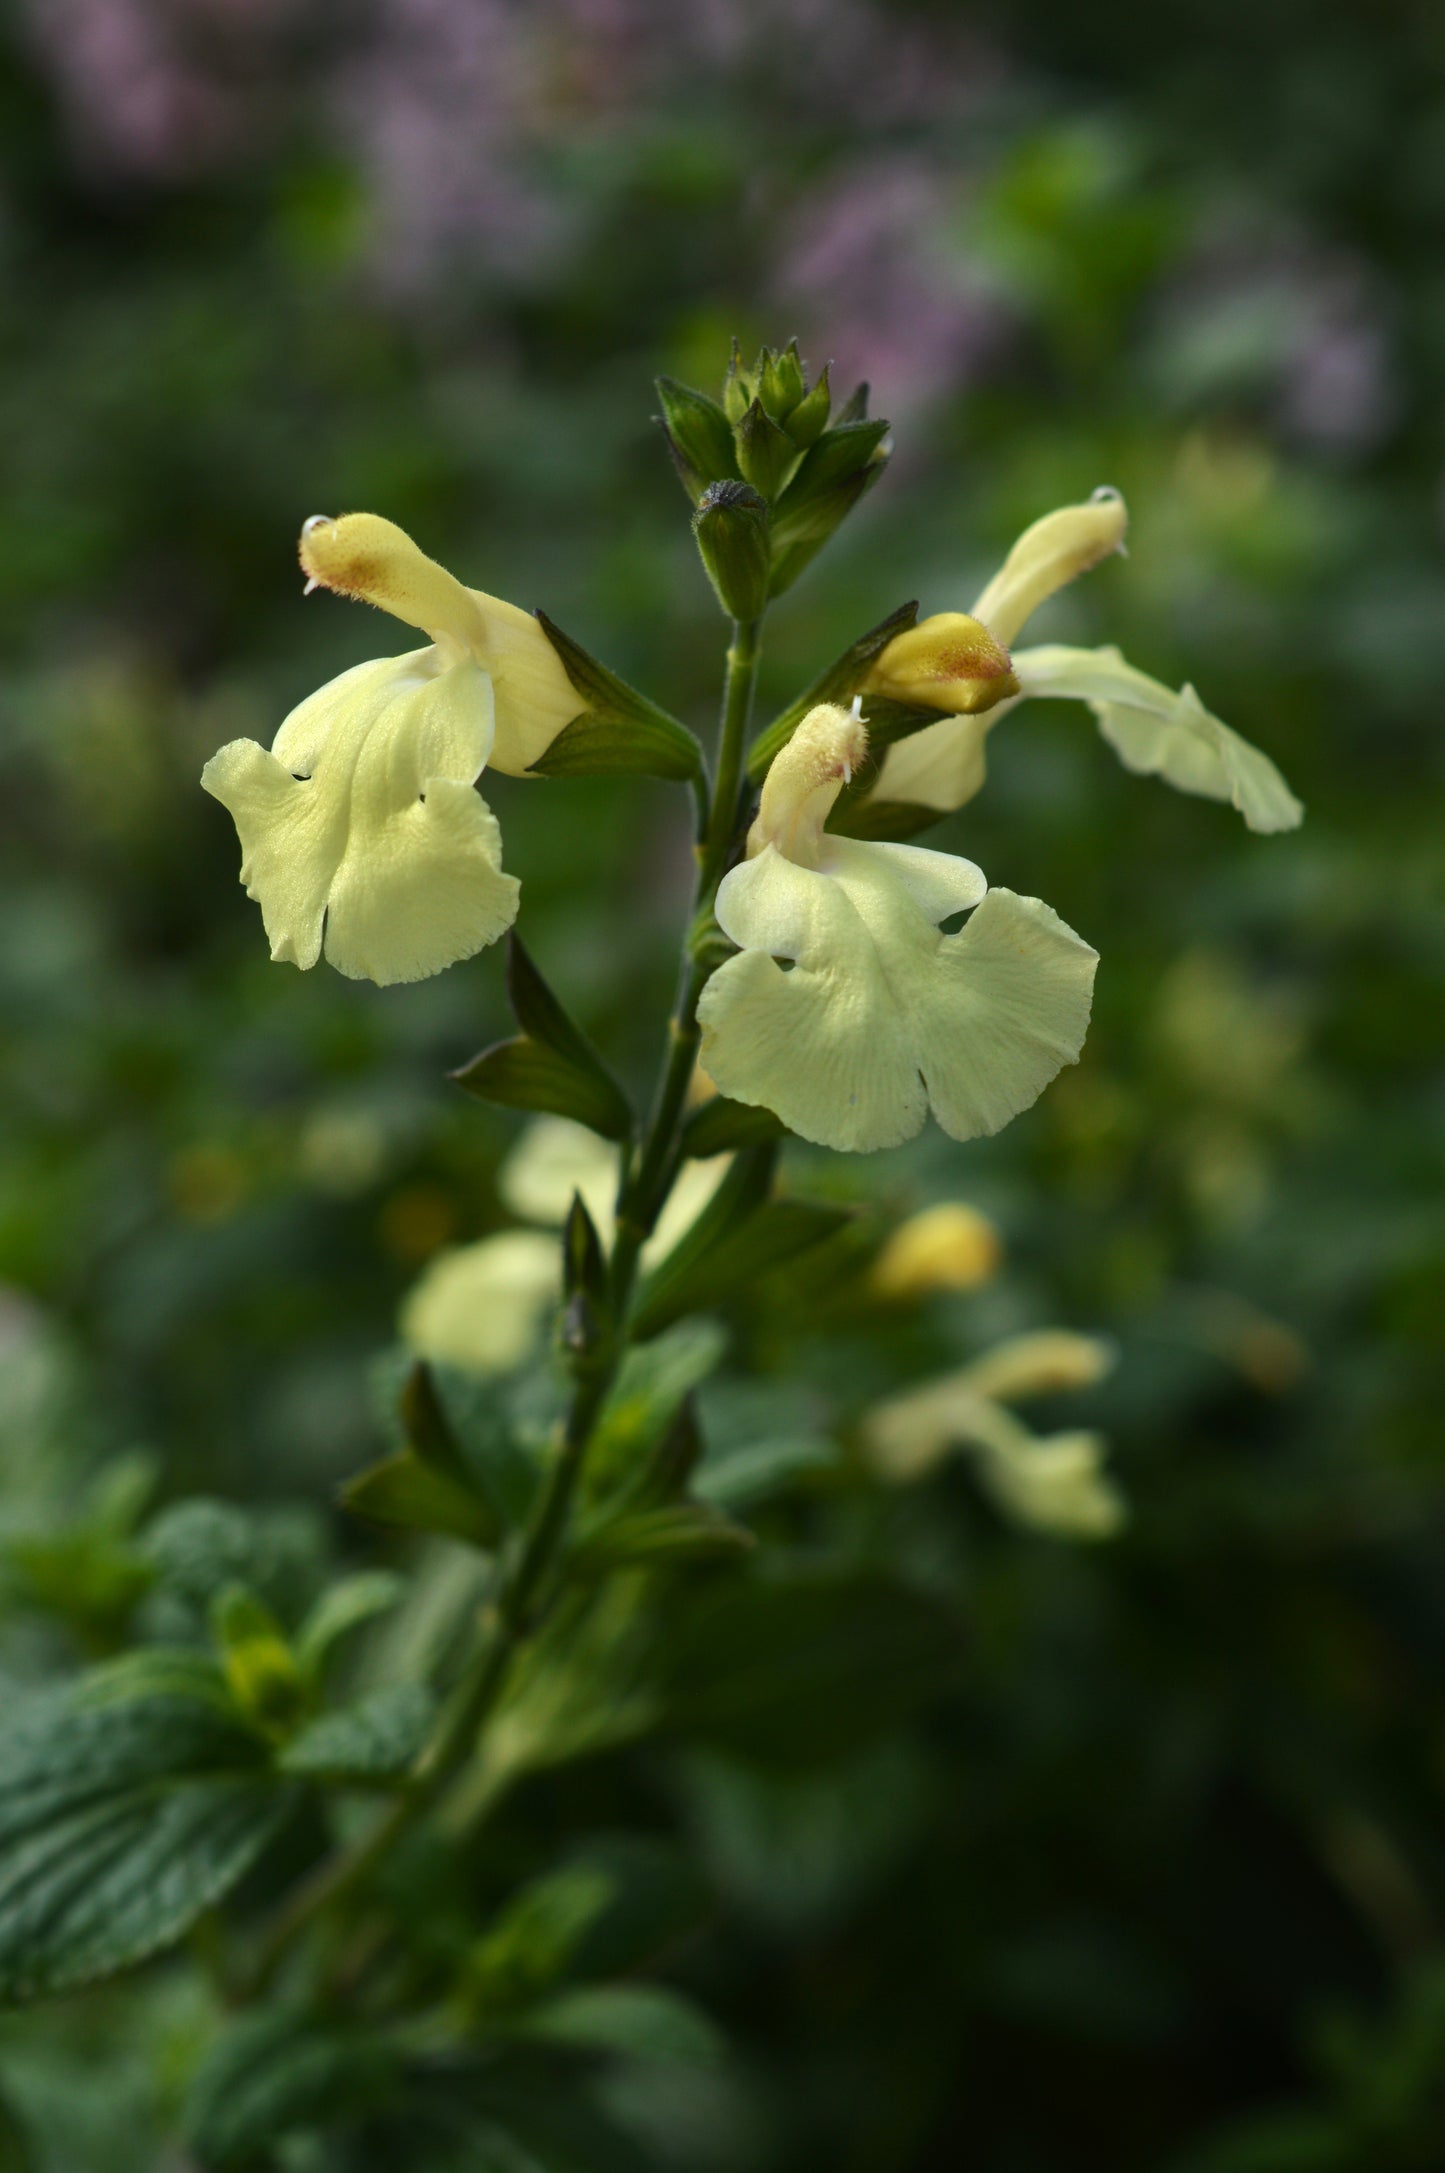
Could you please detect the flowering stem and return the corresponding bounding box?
[249,612,764,1998]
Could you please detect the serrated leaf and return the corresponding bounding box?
[73,1645,240,1715]
[339,1450,502,1549]
[279,1681,435,1784]
[187,2007,401,2167]
[295,1570,406,1681]
[529,614,702,783]
[452,934,632,1141]
[0,1688,294,2001]
[747,599,920,782]
[679,1094,786,1158]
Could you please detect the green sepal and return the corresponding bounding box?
[654,376,740,501]
[757,340,807,420]
[833,380,870,424]
[680,1094,786,1157]
[748,600,920,782]
[693,479,771,621]
[529,612,703,783]
[734,398,803,499]
[766,419,892,596]
[451,933,633,1141]
[785,360,832,448]
[721,337,752,426]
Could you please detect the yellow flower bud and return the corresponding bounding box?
[970,488,1128,647]
[870,1203,1002,1300]
[864,613,1018,716]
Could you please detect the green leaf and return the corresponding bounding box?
[679,1093,786,1157]
[766,421,892,597]
[662,1572,961,1768]
[279,1682,435,1784]
[747,599,920,782]
[210,1582,308,1739]
[187,2007,401,2168]
[693,1431,838,1511]
[529,613,703,783]
[0,1686,294,2001]
[653,376,739,501]
[468,1864,618,2015]
[452,933,633,1141]
[632,1156,853,1340]
[0,2083,35,2173]
[339,1449,501,1549]
[591,1319,729,1480]
[515,1982,725,2068]
[295,1569,406,1681]
[571,1501,754,1575]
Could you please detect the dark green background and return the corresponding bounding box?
[2,1,1443,2167]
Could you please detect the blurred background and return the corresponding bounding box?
[2,0,1444,2167]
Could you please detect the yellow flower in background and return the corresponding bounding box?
[864,1329,1122,1540]
[201,515,585,986]
[868,489,1300,832]
[400,1118,732,1376]
[697,703,1097,1153]
[870,1203,1003,1300]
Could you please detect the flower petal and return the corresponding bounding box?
[203,652,519,985]
[466,591,587,776]
[1013,645,1303,833]
[699,844,1095,1153]
[871,706,1003,815]
[399,1230,561,1374]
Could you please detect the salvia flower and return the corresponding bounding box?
[202,515,583,986]
[868,490,1301,831]
[696,703,1097,1152]
[864,1330,1122,1540]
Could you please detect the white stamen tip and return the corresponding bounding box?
[849,694,864,719]
[301,514,334,537]
[1090,485,1122,504]
[302,575,320,595]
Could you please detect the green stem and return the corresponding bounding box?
[248,612,764,1996]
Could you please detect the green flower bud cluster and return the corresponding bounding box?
[656,339,891,607]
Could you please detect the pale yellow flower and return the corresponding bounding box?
[863,1329,1122,1540]
[697,704,1097,1153]
[202,515,584,986]
[869,491,1300,832]
[869,1203,1002,1300]
[399,1230,562,1375]
[399,1119,732,1376]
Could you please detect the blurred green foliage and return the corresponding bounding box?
[1,0,1443,2167]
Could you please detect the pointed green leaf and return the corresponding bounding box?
[0,1686,295,2001]
[785,360,832,448]
[632,1151,853,1339]
[734,397,802,498]
[748,600,920,782]
[529,613,703,782]
[834,380,870,424]
[680,1094,786,1157]
[339,1450,501,1549]
[452,934,632,1141]
[295,1570,406,1682]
